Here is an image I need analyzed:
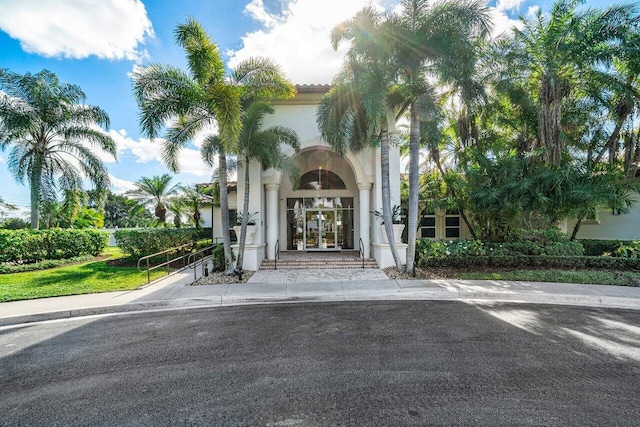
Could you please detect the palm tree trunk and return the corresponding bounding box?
[236,156,251,272]
[218,151,235,275]
[380,127,403,272]
[406,102,420,274]
[570,213,585,241]
[539,76,564,166]
[29,178,40,229]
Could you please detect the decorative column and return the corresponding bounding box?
[358,182,372,258]
[266,183,280,259]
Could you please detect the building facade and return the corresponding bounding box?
[220,84,407,269]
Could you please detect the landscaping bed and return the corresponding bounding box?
[384,265,640,287]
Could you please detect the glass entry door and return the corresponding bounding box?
[305,209,337,250]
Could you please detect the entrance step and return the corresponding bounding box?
[260,258,379,270]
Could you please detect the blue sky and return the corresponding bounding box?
[0,0,613,215]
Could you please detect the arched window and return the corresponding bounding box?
[298,169,346,190]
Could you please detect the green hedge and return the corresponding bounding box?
[579,239,627,256]
[0,255,95,273]
[0,229,108,264]
[114,228,200,257]
[419,255,640,270]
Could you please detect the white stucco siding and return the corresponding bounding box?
[198,191,237,239]
[567,202,640,241]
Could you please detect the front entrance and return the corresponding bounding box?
[286,197,354,251]
[305,209,336,250]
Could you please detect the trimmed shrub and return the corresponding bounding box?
[579,239,627,256]
[420,254,640,270]
[211,244,226,272]
[0,255,94,274]
[114,228,200,257]
[0,229,108,264]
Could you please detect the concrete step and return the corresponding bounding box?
[259,259,379,270]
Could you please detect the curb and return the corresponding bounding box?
[2,291,639,328]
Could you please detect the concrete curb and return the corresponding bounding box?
[2,290,639,328]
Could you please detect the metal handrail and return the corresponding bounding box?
[137,243,192,284]
[359,237,365,269]
[274,239,280,270]
[187,244,218,280]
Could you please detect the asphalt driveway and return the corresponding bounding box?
[1,301,639,425]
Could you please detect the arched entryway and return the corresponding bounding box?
[279,148,358,252]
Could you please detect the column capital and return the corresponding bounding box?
[265,183,280,191]
[357,182,373,191]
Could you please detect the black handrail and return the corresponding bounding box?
[359,237,365,269]
[187,244,217,280]
[274,239,280,270]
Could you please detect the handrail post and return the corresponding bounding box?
[147,258,150,283]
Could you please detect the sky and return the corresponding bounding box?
[0,0,613,216]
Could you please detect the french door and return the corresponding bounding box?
[305,209,336,250]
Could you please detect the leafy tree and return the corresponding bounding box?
[504,0,637,166]
[235,100,299,272]
[0,69,116,228]
[391,0,491,271]
[127,174,180,226]
[103,191,153,228]
[325,6,404,271]
[133,18,293,274]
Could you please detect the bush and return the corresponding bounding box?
[419,254,640,270]
[211,244,227,272]
[114,228,200,257]
[0,229,108,264]
[0,255,94,273]
[614,241,640,258]
[579,239,627,256]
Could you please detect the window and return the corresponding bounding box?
[298,170,346,190]
[420,215,436,239]
[445,214,460,238]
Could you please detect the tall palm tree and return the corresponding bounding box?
[133,18,293,274]
[0,69,116,228]
[235,100,300,272]
[505,0,637,166]
[391,0,491,272]
[127,174,180,226]
[324,6,404,271]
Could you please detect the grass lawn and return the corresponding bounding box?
[0,247,168,302]
[450,269,640,286]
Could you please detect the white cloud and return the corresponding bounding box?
[527,5,541,18]
[0,0,153,60]
[109,174,136,194]
[488,6,522,38]
[230,0,522,84]
[0,155,4,163]
[244,0,280,28]
[496,0,522,13]
[229,0,380,84]
[109,128,213,178]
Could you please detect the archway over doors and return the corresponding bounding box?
[279,147,359,251]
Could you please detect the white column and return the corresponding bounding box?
[266,183,280,259]
[358,182,372,258]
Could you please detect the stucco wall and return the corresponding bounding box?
[566,200,640,241]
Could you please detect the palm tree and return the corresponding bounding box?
[133,18,294,275]
[324,6,404,271]
[235,101,300,272]
[505,0,637,166]
[391,0,491,272]
[127,174,180,226]
[0,69,116,228]
[166,197,187,228]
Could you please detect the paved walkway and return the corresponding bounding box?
[2,268,640,327]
